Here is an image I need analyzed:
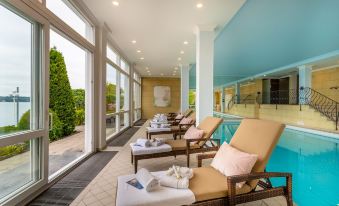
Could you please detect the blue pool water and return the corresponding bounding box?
[214,120,339,206]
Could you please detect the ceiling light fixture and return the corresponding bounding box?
[131,40,137,44]
[180,51,184,54]
[147,70,150,73]
[137,50,141,53]
[112,1,119,6]
[146,67,149,70]
[178,57,182,61]
[183,41,188,45]
[161,73,164,76]
[140,57,144,60]
[196,3,203,8]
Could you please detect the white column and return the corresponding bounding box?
[220,88,225,113]
[195,25,215,124]
[235,82,240,103]
[180,65,190,113]
[299,65,312,89]
[298,65,312,104]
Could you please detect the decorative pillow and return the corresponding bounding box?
[183,126,204,140]
[175,114,184,120]
[179,117,194,125]
[211,142,258,188]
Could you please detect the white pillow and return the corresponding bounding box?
[211,142,258,188]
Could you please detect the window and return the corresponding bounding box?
[120,73,129,112]
[46,0,93,43]
[121,59,129,74]
[107,46,118,65]
[0,3,43,203]
[106,64,118,139]
[49,29,92,177]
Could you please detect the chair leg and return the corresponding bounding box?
[134,158,138,174]
[285,174,293,206]
[186,153,190,167]
[131,151,133,164]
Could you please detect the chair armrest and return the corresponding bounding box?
[197,153,216,167]
[227,172,292,201]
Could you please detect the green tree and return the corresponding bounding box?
[49,47,76,136]
[73,89,85,110]
[189,90,196,105]
[106,83,117,113]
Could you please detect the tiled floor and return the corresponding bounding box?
[70,121,290,206]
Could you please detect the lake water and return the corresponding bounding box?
[0,102,31,127]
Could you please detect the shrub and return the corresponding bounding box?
[75,108,85,126]
[49,47,76,136]
[73,89,85,110]
[18,110,30,130]
[0,125,19,135]
[0,143,28,160]
[49,109,63,142]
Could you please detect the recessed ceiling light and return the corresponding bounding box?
[180,51,184,54]
[145,67,149,70]
[137,50,141,53]
[196,3,203,8]
[147,70,150,73]
[174,67,178,70]
[112,1,119,6]
[140,57,144,60]
[183,41,188,45]
[178,57,182,61]
[131,40,136,44]
[161,73,164,76]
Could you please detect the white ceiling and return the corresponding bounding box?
[82,0,246,77]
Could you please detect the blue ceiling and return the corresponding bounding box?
[212,0,339,86]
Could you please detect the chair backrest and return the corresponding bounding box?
[229,119,285,189]
[183,109,193,117]
[196,117,223,146]
[189,112,196,121]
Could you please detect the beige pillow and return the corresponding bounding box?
[211,142,258,188]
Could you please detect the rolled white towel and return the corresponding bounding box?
[160,176,189,189]
[135,139,152,147]
[150,123,159,128]
[166,166,194,179]
[135,168,159,192]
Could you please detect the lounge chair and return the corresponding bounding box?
[131,116,223,173]
[119,119,292,206]
[146,112,196,140]
[167,109,193,122]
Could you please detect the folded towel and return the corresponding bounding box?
[151,139,165,147]
[135,168,159,192]
[134,139,152,147]
[147,127,172,132]
[166,166,194,179]
[160,124,171,128]
[160,176,189,189]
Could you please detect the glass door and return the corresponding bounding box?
[0,2,46,204]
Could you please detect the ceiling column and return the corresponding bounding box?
[195,25,215,124]
[180,64,190,113]
[298,65,312,104]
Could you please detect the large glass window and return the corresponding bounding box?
[106,64,118,139]
[46,0,93,43]
[0,3,43,203]
[49,29,91,177]
[120,73,129,112]
[121,59,129,74]
[107,46,118,65]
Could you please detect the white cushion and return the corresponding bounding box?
[130,143,172,155]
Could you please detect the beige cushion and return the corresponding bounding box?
[230,119,285,189]
[210,142,258,188]
[165,139,200,151]
[189,167,252,202]
[196,117,223,146]
[183,126,204,140]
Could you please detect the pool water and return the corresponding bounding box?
[214,121,339,206]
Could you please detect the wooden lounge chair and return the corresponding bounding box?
[146,112,196,140]
[167,109,193,122]
[131,116,223,173]
[188,119,292,206]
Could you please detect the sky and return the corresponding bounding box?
[0,1,88,97]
